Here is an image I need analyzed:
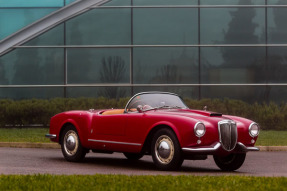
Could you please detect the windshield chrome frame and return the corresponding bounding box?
[124,91,188,113]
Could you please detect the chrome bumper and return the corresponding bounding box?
[182,142,259,154]
[45,134,57,139]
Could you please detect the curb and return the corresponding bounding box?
[0,142,286,151]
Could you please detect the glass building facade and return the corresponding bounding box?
[1,0,287,103]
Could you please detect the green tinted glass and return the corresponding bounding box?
[0,48,64,85]
[134,0,197,5]
[66,8,131,45]
[67,87,131,99]
[267,8,287,43]
[0,8,57,40]
[200,0,264,5]
[200,47,265,84]
[0,88,64,99]
[133,47,199,84]
[200,8,265,44]
[67,48,130,84]
[133,8,198,45]
[0,0,63,7]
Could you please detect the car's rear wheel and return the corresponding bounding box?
[61,126,86,162]
[213,153,246,171]
[123,153,144,160]
[151,128,183,171]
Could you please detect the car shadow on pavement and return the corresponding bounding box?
[48,154,243,175]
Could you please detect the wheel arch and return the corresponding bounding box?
[141,123,182,154]
[59,120,82,145]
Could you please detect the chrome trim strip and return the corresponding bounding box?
[182,142,260,153]
[88,139,141,146]
[182,142,221,153]
[237,142,260,151]
[45,134,57,139]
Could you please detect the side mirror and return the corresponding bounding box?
[137,105,143,113]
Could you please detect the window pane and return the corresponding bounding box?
[267,0,287,5]
[24,24,64,45]
[133,86,199,100]
[267,8,287,44]
[65,0,77,5]
[0,9,57,40]
[0,88,64,99]
[103,0,131,6]
[133,47,199,84]
[67,87,131,99]
[267,47,287,83]
[67,48,130,84]
[66,8,131,45]
[201,86,287,104]
[0,48,64,85]
[200,0,264,5]
[133,8,198,45]
[201,47,265,84]
[134,0,197,5]
[0,0,63,7]
[201,8,265,44]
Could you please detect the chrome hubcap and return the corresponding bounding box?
[64,130,79,156]
[155,135,174,164]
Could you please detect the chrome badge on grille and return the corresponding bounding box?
[218,120,238,151]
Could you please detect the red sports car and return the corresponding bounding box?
[46,92,260,171]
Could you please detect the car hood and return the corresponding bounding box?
[146,109,250,125]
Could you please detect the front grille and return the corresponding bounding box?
[218,120,237,151]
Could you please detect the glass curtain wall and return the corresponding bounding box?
[0,0,287,103]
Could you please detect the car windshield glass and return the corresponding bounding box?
[126,93,188,112]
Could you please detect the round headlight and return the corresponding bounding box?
[249,122,260,137]
[194,122,206,137]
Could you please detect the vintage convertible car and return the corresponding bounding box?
[46,92,260,171]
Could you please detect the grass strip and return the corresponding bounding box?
[255,130,287,146]
[0,175,286,191]
[0,128,49,143]
[0,128,286,146]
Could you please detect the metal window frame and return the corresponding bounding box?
[0,0,111,57]
[1,1,287,98]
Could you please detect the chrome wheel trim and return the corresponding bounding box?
[155,135,174,164]
[63,130,79,156]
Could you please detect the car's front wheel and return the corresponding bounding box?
[213,153,246,171]
[151,128,183,171]
[61,126,86,162]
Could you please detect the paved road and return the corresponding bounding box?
[0,147,286,176]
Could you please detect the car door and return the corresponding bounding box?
[88,111,146,152]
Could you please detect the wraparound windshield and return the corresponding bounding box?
[125,92,188,112]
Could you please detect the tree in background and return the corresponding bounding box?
[100,56,127,99]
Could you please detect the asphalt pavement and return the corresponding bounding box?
[0,147,286,176]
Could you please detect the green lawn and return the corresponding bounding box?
[256,130,287,146]
[0,128,50,143]
[0,128,286,146]
[0,175,286,191]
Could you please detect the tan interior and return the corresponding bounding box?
[101,109,125,115]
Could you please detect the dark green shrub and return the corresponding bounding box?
[0,97,286,130]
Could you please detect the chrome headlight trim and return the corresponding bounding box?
[194,122,206,137]
[249,122,260,137]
